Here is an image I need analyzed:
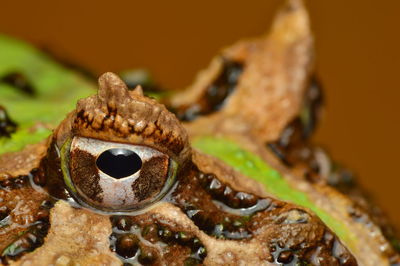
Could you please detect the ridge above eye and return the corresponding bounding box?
[96,148,142,179]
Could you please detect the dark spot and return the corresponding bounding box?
[131,156,169,202]
[13,176,28,187]
[1,72,36,96]
[328,166,356,192]
[267,142,291,166]
[138,250,156,264]
[158,227,174,242]
[115,234,139,259]
[191,238,207,260]
[96,148,142,179]
[175,231,191,245]
[267,118,307,165]
[174,59,243,121]
[266,76,324,171]
[32,168,46,187]
[115,216,133,231]
[141,224,158,238]
[0,106,17,138]
[267,117,329,185]
[0,206,10,221]
[268,242,301,265]
[0,175,29,190]
[277,250,294,264]
[0,179,14,189]
[36,209,50,222]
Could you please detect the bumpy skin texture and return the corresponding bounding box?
[0,0,398,266]
[1,73,358,266]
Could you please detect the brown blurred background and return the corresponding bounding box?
[0,0,399,228]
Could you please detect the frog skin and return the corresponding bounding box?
[0,1,399,265]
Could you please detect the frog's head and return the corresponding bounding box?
[45,72,191,212]
[2,1,397,264]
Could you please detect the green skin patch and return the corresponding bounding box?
[0,35,357,253]
[0,35,95,155]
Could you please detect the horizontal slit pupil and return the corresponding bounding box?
[96,148,142,179]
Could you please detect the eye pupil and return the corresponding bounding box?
[96,148,142,178]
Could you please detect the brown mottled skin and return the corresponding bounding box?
[0,1,398,265]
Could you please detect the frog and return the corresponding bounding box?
[0,0,399,265]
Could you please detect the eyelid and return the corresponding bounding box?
[71,137,164,162]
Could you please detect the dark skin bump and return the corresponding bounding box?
[116,234,139,259]
[277,250,294,264]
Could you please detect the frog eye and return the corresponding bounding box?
[60,137,177,212]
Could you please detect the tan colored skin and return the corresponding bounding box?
[5,73,355,266]
[0,0,398,265]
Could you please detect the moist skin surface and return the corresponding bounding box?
[0,1,399,265]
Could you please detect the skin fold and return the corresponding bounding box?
[0,0,398,265]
